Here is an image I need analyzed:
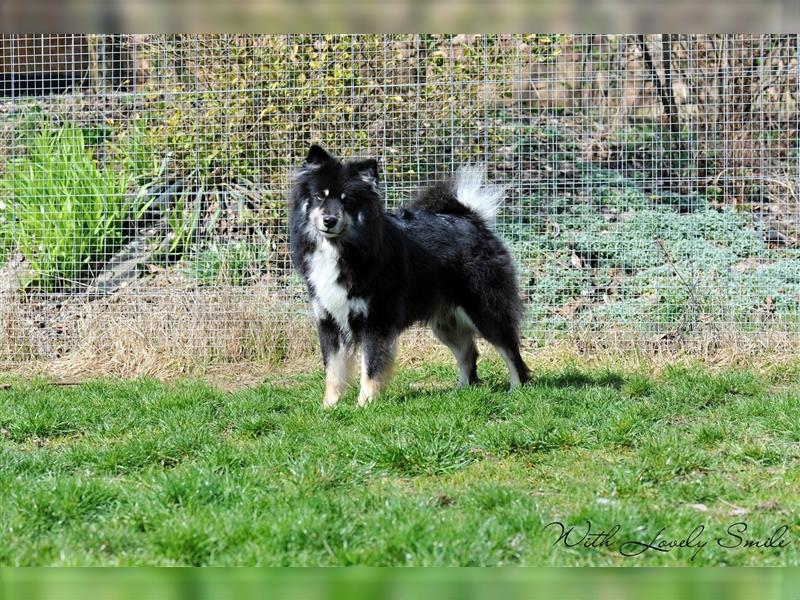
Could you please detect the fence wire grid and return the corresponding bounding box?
[0,34,799,365]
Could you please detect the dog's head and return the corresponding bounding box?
[293,144,382,242]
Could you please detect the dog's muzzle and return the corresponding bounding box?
[319,214,345,238]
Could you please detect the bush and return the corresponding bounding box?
[508,169,800,337]
[0,124,135,291]
[184,238,271,286]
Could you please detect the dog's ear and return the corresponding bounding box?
[353,159,379,187]
[305,144,331,167]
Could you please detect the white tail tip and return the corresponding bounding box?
[454,165,505,226]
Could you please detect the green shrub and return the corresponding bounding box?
[184,238,270,286]
[512,165,800,337]
[0,124,135,291]
[107,116,166,186]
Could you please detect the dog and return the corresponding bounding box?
[289,144,530,407]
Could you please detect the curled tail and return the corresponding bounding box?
[453,165,505,226]
[407,165,505,226]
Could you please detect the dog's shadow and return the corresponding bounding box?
[387,367,626,404]
[528,369,626,390]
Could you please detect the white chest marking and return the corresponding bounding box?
[306,241,368,337]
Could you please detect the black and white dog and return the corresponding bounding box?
[289,145,530,407]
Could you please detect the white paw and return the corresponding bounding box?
[357,390,375,407]
[323,391,340,409]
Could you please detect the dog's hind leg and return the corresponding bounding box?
[431,310,479,387]
[495,343,530,388]
[358,333,397,407]
[462,307,530,388]
[318,317,356,408]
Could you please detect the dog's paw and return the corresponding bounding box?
[357,377,382,407]
[357,390,375,407]
[322,392,340,409]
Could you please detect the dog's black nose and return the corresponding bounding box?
[322,215,338,229]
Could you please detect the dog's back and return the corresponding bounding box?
[389,167,520,318]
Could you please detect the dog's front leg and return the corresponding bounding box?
[358,333,397,407]
[317,317,355,408]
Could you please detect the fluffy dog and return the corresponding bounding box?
[289,144,530,407]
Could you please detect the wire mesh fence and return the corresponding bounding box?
[0,34,798,367]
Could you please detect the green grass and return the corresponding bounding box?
[1,361,799,566]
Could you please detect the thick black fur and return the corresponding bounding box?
[289,144,530,404]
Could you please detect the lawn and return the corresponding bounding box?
[1,360,799,566]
